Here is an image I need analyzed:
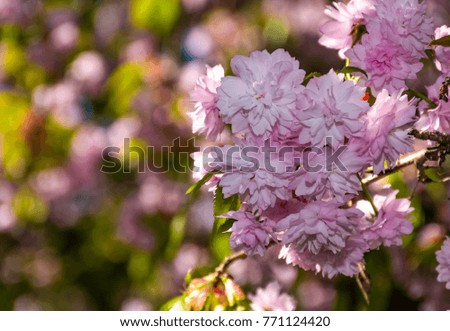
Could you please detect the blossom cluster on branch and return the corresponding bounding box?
[187,0,450,300]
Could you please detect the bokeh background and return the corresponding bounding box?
[1,0,450,310]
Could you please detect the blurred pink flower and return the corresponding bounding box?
[184,26,214,59]
[0,181,16,232]
[117,199,155,250]
[32,81,84,128]
[296,69,369,148]
[69,51,107,95]
[189,64,225,141]
[436,237,450,290]
[121,298,152,311]
[249,281,296,311]
[217,49,305,140]
[49,21,79,53]
[361,190,414,249]
[30,167,73,201]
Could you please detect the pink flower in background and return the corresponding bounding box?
[279,235,368,278]
[361,190,414,249]
[0,181,16,232]
[433,25,450,74]
[373,0,434,58]
[249,282,296,311]
[291,145,368,203]
[32,80,84,128]
[345,21,423,94]
[319,0,375,58]
[69,51,107,95]
[356,89,416,174]
[436,237,450,289]
[296,70,369,148]
[277,201,363,255]
[416,76,450,133]
[189,64,225,141]
[225,209,275,256]
[49,21,79,53]
[217,49,305,140]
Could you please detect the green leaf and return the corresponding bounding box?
[106,63,143,116]
[303,72,321,85]
[340,66,368,78]
[184,270,193,285]
[130,0,181,37]
[186,172,216,195]
[160,296,186,311]
[404,89,437,108]
[429,35,450,47]
[210,187,240,260]
[164,213,187,260]
[424,49,435,61]
[213,186,240,220]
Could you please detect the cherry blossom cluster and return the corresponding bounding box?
[188,0,450,285]
[320,0,434,94]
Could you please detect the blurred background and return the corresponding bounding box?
[0,0,449,310]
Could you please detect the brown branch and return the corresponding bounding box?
[409,129,450,144]
[356,263,370,305]
[213,250,246,279]
[362,150,427,185]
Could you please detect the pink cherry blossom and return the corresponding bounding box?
[279,235,368,278]
[249,282,296,311]
[361,190,414,249]
[345,21,423,94]
[372,0,434,59]
[215,138,296,211]
[319,0,375,59]
[290,144,368,203]
[433,25,450,74]
[296,69,369,148]
[436,237,450,290]
[189,64,225,141]
[416,75,450,133]
[225,208,275,256]
[277,201,364,255]
[217,49,305,140]
[264,198,306,224]
[355,89,416,174]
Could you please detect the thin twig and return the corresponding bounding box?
[213,250,247,279]
[357,174,378,216]
[356,263,370,305]
[362,150,427,186]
